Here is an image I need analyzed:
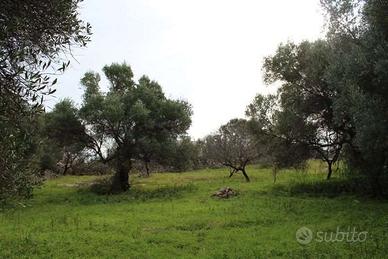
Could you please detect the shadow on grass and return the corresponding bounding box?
[269,176,388,199]
[77,182,198,204]
[88,176,197,199]
[30,182,197,207]
[124,183,197,201]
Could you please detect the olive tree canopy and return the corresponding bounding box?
[204,119,258,182]
[80,63,192,192]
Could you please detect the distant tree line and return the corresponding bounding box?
[1,0,387,202]
[35,63,193,193]
[200,0,388,193]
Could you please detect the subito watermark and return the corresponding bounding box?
[295,226,368,245]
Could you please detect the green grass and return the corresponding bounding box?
[1,162,388,258]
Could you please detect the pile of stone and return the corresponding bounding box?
[212,187,237,198]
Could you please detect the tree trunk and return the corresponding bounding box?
[63,163,69,175]
[241,168,250,182]
[62,152,70,175]
[371,164,383,198]
[326,161,333,180]
[272,164,277,183]
[229,168,236,178]
[112,155,130,193]
[144,160,150,177]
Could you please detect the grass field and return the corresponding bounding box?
[1,162,387,258]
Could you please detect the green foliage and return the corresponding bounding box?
[246,94,310,170]
[204,119,257,181]
[44,99,87,148]
[80,63,192,192]
[250,0,387,191]
[0,0,91,110]
[320,0,388,193]
[165,136,202,172]
[0,109,42,204]
[103,63,135,92]
[0,0,90,203]
[43,99,87,175]
[35,142,62,173]
[261,40,344,179]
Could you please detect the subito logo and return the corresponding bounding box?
[295,226,313,245]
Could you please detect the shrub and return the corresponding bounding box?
[89,176,114,195]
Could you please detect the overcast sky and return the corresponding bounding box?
[48,0,325,139]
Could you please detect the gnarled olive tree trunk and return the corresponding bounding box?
[111,147,131,193]
[241,168,250,182]
[111,158,130,193]
[228,165,250,182]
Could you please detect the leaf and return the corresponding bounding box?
[37,85,46,91]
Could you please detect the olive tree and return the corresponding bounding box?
[0,0,91,111]
[255,0,388,189]
[321,0,388,194]
[246,94,311,182]
[204,119,258,182]
[80,63,192,192]
[44,99,88,175]
[262,40,347,179]
[163,136,202,172]
[0,0,91,202]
